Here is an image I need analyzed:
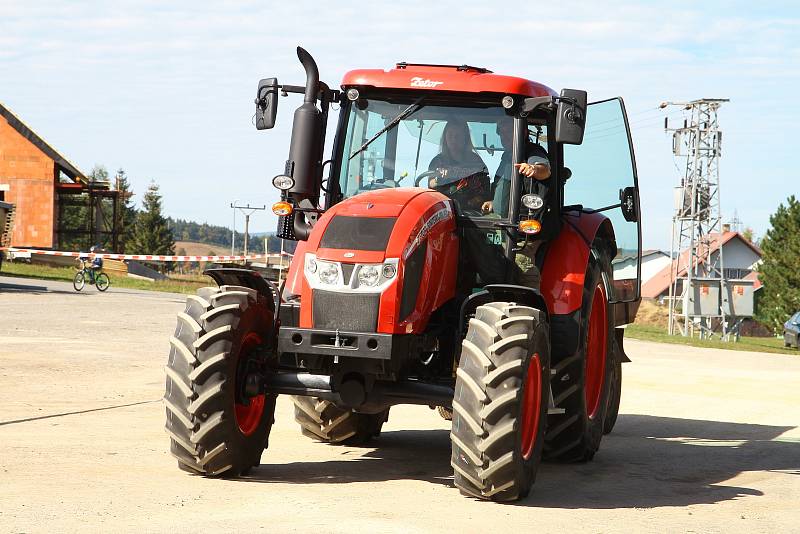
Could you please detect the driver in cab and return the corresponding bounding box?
[426,121,489,213]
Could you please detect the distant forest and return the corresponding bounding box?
[168,218,296,254]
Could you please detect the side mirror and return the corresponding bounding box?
[620,186,638,222]
[555,89,587,145]
[255,77,279,130]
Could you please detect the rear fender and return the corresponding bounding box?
[540,212,616,316]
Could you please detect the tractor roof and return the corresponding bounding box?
[341,63,556,98]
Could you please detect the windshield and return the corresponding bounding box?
[337,97,512,217]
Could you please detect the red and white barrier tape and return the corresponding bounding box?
[0,247,292,262]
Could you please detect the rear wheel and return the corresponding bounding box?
[292,396,388,445]
[603,359,622,434]
[545,251,614,462]
[73,272,85,291]
[95,273,110,292]
[164,285,277,476]
[451,302,550,501]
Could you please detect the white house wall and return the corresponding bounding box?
[614,253,672,283]
[712,239,760,271]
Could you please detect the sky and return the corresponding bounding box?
[1,0,798,250]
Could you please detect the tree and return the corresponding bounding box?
[755,195,800,332]
[88,164,109,183]
[115,168,137,252]
[128,181,175,267]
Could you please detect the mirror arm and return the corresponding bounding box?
[583,203,621,214]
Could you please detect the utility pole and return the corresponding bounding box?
[230,199,240,255]
[663,98,729,339]
[230,203,266,257]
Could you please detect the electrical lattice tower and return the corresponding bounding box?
[664,98,730,338]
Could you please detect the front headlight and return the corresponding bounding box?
[358,265,381,287]
[318,261,339,285]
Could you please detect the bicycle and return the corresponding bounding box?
[73,258,110,292]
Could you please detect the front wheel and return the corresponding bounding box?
[164,285,277,476]
[451,302,550,501]
[73,272,85,291]
[95,273,110,292]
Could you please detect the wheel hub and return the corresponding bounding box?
[520,353,542,461]
[234,332,267,436]
[585,283,608,419]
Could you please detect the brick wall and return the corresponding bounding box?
[0,116,56,248]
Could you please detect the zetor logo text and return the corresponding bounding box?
[410,77,444,88]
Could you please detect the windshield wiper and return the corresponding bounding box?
[349,96,425,161]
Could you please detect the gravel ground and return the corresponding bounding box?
[1,275,798,533]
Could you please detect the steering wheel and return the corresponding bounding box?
[414,170,440,187]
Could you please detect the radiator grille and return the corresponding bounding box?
[312,290,380,332]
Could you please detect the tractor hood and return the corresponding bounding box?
[287,187,459,334]
[306,188,453,264]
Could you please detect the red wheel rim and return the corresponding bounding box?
[585,283,608,419]
[234,332,265,436]
[520,353,542,460]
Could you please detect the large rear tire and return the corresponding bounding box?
[451,302,550,501]
[164,285,277,476]
[603,359,622,434]
[545,250,614,462]
[292,396,388,445]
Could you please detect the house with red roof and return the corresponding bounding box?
[642,231,762,301]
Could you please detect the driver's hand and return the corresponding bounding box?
[515,162,551,180]
[482,201,493,213]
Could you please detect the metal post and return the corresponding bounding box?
[230,200,239,255]
[243,214,250,257]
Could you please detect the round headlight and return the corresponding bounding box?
[521,194,544,210]
[346,88,360,101]
[306,258,317,274]
[501,95,515,109]
[358,265,380,287]
[382,264,397,279]
[318,262,339,285]
[272,175,295,191]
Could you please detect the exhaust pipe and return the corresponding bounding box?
[286,46,323,240]
[297,47,319,105]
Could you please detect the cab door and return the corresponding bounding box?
[563,98,641,303]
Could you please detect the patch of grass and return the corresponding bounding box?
[1,261,210,295]
[626,323,797,355]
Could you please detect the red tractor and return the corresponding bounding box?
[164,47,642,501]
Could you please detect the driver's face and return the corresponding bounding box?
[445,127,468,150]
[497,121,513,148]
